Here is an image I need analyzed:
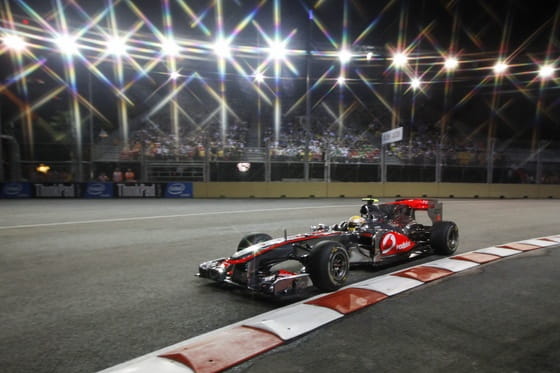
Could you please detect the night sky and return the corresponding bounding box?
[1,0,559,146]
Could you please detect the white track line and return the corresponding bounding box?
[0,204,355,230]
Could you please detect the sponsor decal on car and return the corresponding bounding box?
[381,232,414,255]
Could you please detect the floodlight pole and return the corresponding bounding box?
[88,72,94,180]
[256,32,262,149]
[435,142,442,183]
[380,144,386,183]
[304,7,313,182]
[0,100,3,182]
[536,140,549,184]
[486,137,495,183]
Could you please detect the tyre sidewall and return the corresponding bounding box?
[309,241,350,291]
[237,232,273,251]
[431,221,459,255]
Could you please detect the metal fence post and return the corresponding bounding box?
[380,144,386,183]
[486,138,495,183]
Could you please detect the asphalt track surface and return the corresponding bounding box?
[1,198,559,373]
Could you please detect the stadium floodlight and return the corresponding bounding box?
[169,71,180,80]
[337,76,346,85]
[538,64,554,79]
[213,37,231,59]
[366,52,373,61]
[254,71,265,83]
[338,49,352,64]
[3,34,27,52]
[444,56,459,71]
[410,77,421,90]
[493,60,508,75]
[392,52,408,68]
[105,36,128,56]
[161,37,180,56]
[54,33,79,55]
[267,40,287,60]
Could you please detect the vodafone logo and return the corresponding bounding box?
[381,233,397,254]
[396,241,413,251]
[380,232,414,254]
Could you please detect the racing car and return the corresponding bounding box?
[198,198,458,297]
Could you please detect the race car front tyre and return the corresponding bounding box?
[237,232,273,251]
[309,240,350,292]
[431,221,459,255]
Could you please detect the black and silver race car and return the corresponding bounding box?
[198,198,458,297]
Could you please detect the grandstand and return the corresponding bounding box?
[1,1,558,188]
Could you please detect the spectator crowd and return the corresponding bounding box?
[86,105,559,184]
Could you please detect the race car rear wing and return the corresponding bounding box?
[389,198,443,222]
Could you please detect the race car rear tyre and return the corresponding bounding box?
[309,241,350,292]
[237,233,273,251]
[431,221,459,255]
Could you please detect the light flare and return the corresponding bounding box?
[160,36,180,56]
[352,0,396,46]
[105,35,128,56]
[254,71,265,83]
[267,40,287,60]
[356,70,399,122]
[175,0,211,35]
[285,65,335,116]
[444,57,459,71]
[493,61,509,75]
[54,33,79,55]
[538,64,554,79]
[213,37,231,58]
[338,49,351,64]
[392,51,408,69]
[3,33,27,51]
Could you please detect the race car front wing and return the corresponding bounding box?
[197,259,313,297]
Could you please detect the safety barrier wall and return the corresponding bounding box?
[192,182,560,199]
[0,182,193,198]
[1,181,559,199]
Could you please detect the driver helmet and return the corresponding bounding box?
[347,215,366,231]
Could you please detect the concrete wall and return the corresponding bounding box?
[193,182,560,199]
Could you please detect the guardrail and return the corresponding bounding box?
[0,182,193,198]
[1,181,558,199]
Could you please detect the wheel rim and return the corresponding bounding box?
[447,227,459,249]
[329,250,349,281]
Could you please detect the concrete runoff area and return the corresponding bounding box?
[0,198,559,372]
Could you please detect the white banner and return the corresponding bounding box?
[381,126,403,145]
